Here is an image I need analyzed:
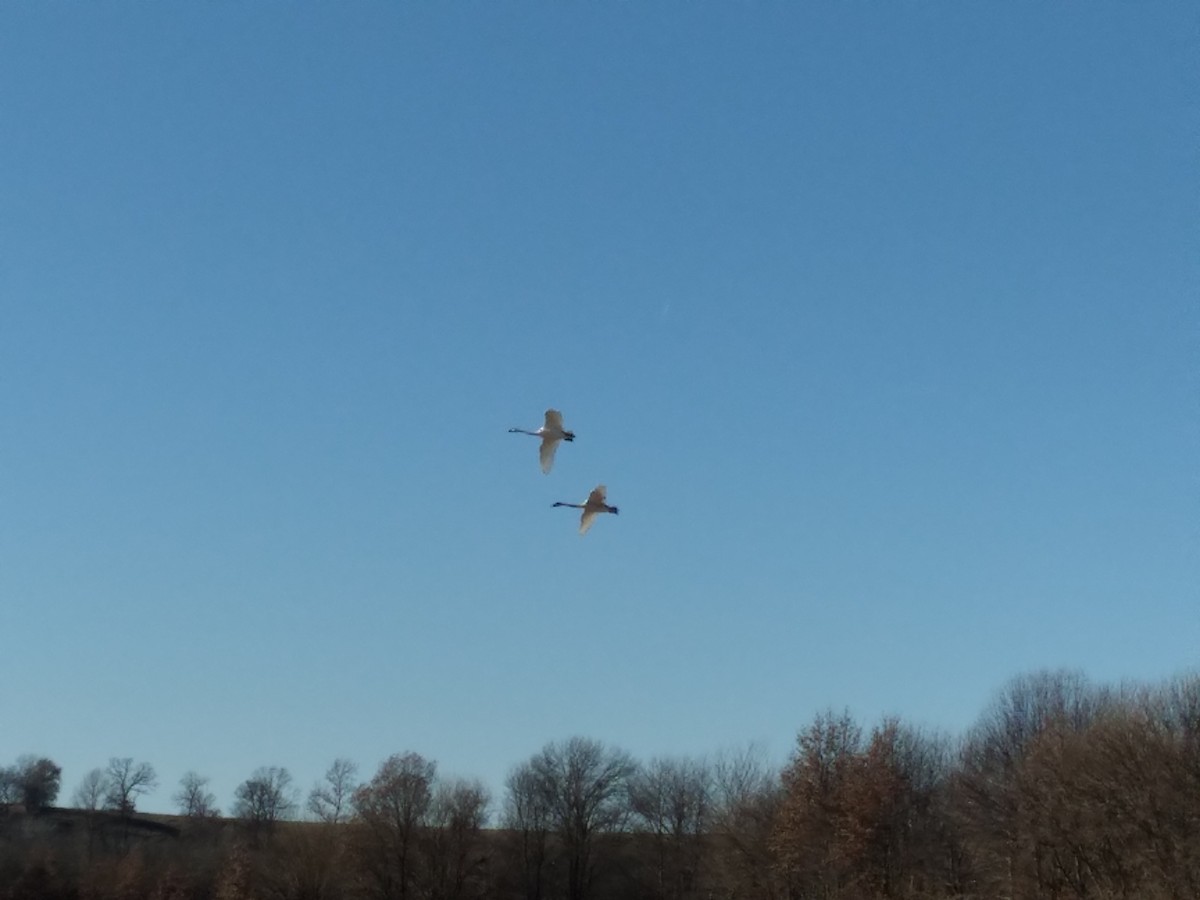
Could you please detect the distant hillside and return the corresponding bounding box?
[1,805,183,840]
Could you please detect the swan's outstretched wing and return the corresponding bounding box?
[539,435,561,474]
[578,485,608,534]
[544,409,564,431]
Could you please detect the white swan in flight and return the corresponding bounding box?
[553,485,619,535]
[509,409,575,474]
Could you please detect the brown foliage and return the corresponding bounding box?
[4,671,1200,900]
[775,712,959,900]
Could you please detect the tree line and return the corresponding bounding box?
[2,668,1198,900]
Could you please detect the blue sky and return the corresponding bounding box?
[2,2,1195,814]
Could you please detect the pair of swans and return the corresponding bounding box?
[509,409,618,535]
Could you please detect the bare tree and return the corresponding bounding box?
[72,768,109,812]
[953,669,1100,899]
[353,751,437,900]
[104,757,158,815]
[71,767,109,859]
[234,766,296,840]
[308,757,359,824]
[710,743,783,900]
[525,736,638,900]
[1003,679,1200,899]
[503,763,554,900]
[629,756,712,900]
[174,771,220,819]
[425,777,491,900]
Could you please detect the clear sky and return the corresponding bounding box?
[2,2,1196,815]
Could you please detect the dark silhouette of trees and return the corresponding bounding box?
[2,668,1198,900]
[233,765,296,840]
[516,736,637,900]
[708,743,783,899]
[351,754,490,900]
[103,757,158,814]
[353,751,437,900]
[424,777,491,900]
[628,755,711,900]
[502,762,553,900]
[174,770,220,819]
[22,756,61,811]
[0,756,62,811]
[953,669,1102,898]
[308,757,359,824]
